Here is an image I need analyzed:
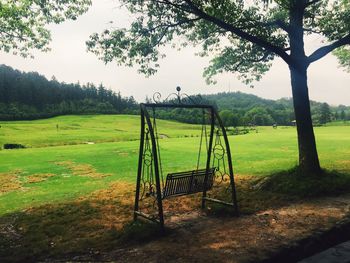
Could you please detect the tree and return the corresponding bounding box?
[245,107,274,126]
[219,110,235,127]
[0,0,91,57]
[0,65,138,120]
[87,0,350,174]
[340,110,346,121]
[334,111,339,120]
[334,46,350,71]
[318,102,332,124]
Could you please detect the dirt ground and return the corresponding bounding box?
[2,178,350,263]
[75,193,350,263]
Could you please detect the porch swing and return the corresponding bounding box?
[134,87,238,228]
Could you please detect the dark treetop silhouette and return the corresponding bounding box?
[87,0,350,175]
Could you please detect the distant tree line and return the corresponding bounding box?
[1,65,349,125]
[146,95,217,124]
[0,65,138,120]
[155,92,350,127]
[205,92,350,127]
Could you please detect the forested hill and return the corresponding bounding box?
[141,92,349,126]
[0,65,138,120]
[204,92,276,110]
[202,92,293,126]
[0,64,349,125]
[201,92,350,126]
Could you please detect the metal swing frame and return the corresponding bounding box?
[134,90,238,228]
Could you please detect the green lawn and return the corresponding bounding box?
[0,114,202,147]
[325,120,350,126]
[0,115,350,215]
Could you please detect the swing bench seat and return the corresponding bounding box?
[162,168,216,199]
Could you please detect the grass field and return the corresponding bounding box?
[0,115,203,147]
[1,115,350,216]
[1,114,350,262]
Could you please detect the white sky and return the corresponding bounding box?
[1,0,349,106]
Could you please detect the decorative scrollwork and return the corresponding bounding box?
[213,144,225,160]
[211,128,230,186]
[143,151,152,166]
[152,92,162,104]
[152,86,203,105]
[214,169,230,185]
[140,128,157,201]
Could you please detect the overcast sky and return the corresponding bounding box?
[1,0,349,106]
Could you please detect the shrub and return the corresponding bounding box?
[3,143,26,149]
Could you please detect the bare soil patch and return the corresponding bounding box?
[0,170,23,194]
[26,173,55,183]
[102,195,350,263]
[56,161,112,178]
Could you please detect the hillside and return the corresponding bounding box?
[203,92,294,125]
[0,65,137,120]
[1,64,349,125]
[202,92,350,126]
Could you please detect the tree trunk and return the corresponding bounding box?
[289,64,321,174]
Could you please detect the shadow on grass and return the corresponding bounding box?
[258,167,350,197]
[0,182,164,263]
[207,167,350,216]
[1,168,350,262]
[0,204,165,263]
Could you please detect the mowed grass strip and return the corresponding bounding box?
[0,114,203,148]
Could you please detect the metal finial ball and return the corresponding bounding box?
[176,86,181,92]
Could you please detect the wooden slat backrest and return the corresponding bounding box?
[163,168,215,199]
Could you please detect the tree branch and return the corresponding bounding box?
[263,19,290,33]
[239,19,290,33]
[235,51,271,70]
[0,30,27,41]
[153,0,191,13]
[146,17,201,33]
[182,0,291,64]
[308,34,350,63]
[303,27,322,34]
[305,0,322,8]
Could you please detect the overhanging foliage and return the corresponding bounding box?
[86,0,350,84]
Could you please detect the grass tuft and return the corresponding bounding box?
[257,166,350,197]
